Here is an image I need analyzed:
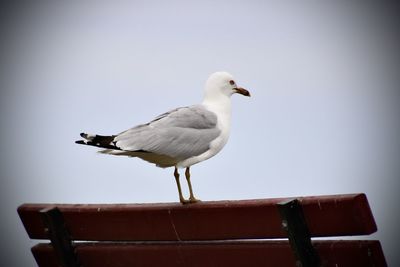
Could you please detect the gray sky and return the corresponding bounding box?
[1,1,399,266]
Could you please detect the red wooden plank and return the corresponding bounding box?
[32,240,387,267]
[18,193,376,241]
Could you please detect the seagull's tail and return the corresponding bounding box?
[75,133,118,150]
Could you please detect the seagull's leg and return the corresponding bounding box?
[174,167,189,204]
[185,167,200,203]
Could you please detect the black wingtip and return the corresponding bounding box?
[75,140,85,145]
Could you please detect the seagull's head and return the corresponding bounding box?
[203,72,250,102]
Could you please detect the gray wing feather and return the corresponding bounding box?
[114,105,220,159]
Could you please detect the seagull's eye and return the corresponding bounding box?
[229,80,235,86]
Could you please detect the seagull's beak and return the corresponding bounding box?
[234,87,251,97]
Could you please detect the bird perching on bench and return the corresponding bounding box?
[76,72,250,204]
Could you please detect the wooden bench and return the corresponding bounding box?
[18,193,387,267]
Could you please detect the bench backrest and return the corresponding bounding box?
[18,193,387,267]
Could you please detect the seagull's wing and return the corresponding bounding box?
[114,105,221,160]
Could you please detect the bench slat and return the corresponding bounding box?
[32,240,386,267]
[18,193,376,241]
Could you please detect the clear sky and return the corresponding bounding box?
[1,1,399,266]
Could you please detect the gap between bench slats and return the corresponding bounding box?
[31,240,386,267]
[18,193,376,241]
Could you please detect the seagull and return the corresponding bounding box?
[76,71,250,204]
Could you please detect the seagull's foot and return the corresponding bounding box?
[189,197,201,203]
[179,197,200,204]
[179,198,191,205]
